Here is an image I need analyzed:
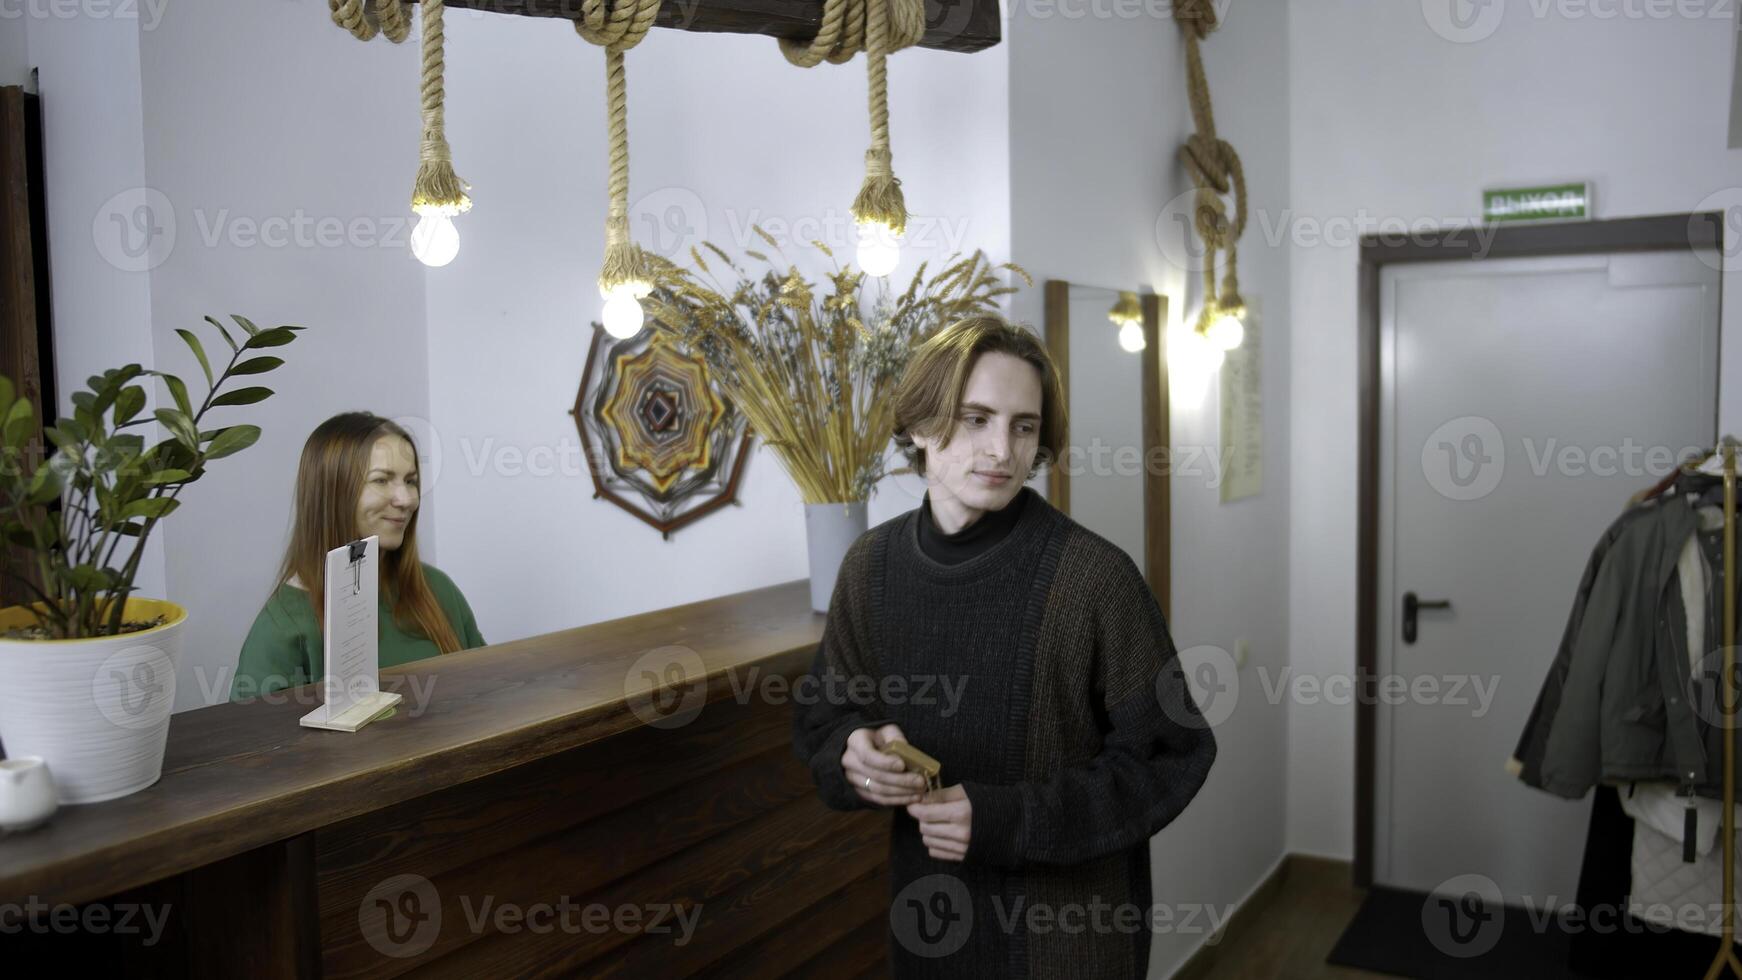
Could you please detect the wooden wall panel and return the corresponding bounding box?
[703,868,888,978]
[315,652,891,978]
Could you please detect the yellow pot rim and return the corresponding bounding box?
[0,598,188,643]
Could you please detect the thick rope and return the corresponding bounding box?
[411,0,472,216]
[779,0,865,66]
[1173,0,1247,327]
[781,0,925,239]
[576,0,664,295]
[329,0,412,43]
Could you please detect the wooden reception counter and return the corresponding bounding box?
[0,579,891,977]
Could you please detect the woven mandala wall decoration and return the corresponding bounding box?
[572,320,752,538]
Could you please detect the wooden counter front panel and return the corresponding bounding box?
[313,666,891,978]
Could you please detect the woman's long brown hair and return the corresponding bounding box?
[274,412,462,654]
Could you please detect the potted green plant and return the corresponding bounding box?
[0,315,302,803]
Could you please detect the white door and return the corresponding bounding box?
[1376,248,1722,905]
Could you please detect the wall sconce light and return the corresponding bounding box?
[1108,291,1145,352]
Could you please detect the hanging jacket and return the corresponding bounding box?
[1509,500,1657,789]
[1510,473,1735,801]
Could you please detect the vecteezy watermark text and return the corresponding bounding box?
[0,896,172,945]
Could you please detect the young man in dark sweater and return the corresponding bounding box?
[792,315,1218,978]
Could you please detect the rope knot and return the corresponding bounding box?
[1171,0,1219,40]
[329,0,412,43]
[576,0,662,51]
[863,146,894,179]
[408,0,470,216]
[419,138,452,165]
[576,0,665,296]
[778,0,926,257]
[605,210,631,248]
[1175,0,1246,329]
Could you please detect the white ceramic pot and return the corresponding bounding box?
[0,756,58,832]
[805,500,869,613]
[0,598,186,804]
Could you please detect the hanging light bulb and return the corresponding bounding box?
[857,236,900,277]
[407,0,470,270]
[856,221,901,277]
[1108,291,1144,353]
[410,212,460,268]
[1118,321,1146,352]
[600,282,647,339]
[1207,304,1245,351]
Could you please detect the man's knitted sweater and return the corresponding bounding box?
[792,485,1218,979]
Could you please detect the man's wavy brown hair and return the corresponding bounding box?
[891,315,1066,481]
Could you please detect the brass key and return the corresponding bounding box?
[884,740,942,793]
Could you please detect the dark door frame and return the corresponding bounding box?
[1353,210,1727,887]
[0,86,56,610]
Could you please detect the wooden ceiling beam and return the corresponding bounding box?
[442,0,1001,54]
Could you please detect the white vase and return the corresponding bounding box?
[0,598,186,804]
[805,500,869,613]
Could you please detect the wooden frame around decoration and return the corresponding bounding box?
[1043,279,1171,619]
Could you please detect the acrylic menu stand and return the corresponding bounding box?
[299,536,400,732]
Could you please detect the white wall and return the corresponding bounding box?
[1008,0,1293,975]
[0,19,26,87]
[1286,3,1742,860]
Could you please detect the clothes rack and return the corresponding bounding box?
[1703,435,1739,980]
[1634,436,1742,978]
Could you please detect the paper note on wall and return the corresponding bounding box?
[1220,299,1263,504]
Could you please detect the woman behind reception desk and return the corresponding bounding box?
[230,412,485,699]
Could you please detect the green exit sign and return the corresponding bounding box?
[1483,182,1591,223]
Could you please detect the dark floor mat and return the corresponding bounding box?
[1326,884,1578,979]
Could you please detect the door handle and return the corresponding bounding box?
[1403,591,1452,645]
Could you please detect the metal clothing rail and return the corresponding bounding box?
[1709,435,1741,980]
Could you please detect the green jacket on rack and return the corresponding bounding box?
[1512,469,1734,801]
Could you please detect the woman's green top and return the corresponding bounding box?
[230,563,486,700]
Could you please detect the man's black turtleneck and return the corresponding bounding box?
[916,485,1031,565]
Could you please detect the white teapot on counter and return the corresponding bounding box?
[0,756,58,833]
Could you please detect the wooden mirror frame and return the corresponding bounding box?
[1042,279,1170,618]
